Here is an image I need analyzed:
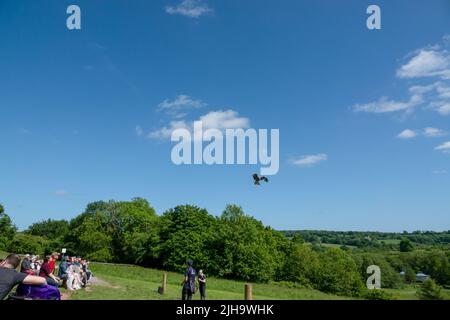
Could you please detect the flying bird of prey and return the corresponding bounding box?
[252,173,269,185]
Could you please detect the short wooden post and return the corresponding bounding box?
[162,272,167,294]
[245,283,253,300]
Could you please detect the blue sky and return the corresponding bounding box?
[1,0,449,231]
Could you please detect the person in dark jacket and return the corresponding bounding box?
[0,254,46,300]
[181,260,196,300]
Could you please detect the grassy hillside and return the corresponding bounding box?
[67,263,450,300]
[4,251,450,300]
[67,263,346,300]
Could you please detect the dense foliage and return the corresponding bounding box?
[64,198,159,263]
[1,200,449,298]
[284,230,450,248]
[0,204,16,251]
[26,219,70,242]
[417,279,444,300]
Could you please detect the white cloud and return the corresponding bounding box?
[423,127,447,137]
[396,49,450,80]
[135,125,144,137]
[397,129,417,139]
[147,120,190,139]
[199,110,250,130]
[409,83,438,95]
[157,94,206,118]
[146,110,249,140]
[165,0,212,18]
[435,141,450,152]
[353,95,422,113]
[290,154,328,167]
[354,37,450,118]
[428,101,450,115]
[396,127,447,139]
[436,84,450,98]
[432,170,448,174]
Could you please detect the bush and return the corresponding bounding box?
[399,238,414,252]
[417,279,444,300]
[363,289,396,300]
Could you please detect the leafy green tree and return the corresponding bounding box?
[221,204,245,221]
[417,279,444,300]
[354,253,403,289]
[7,233,52,256]
[399,238,414,252]
[420,250,450,285]
[157,205,218,272]
[217,205,285,282]
[26,219,70,240]
[312,248,365,296]
[404,267,416,284]
[0,204,16,250]
[281,243,319,286]
[65,198,158,263]
[69,212,113,261]
[106,198,158,263]
[291,234,304,245]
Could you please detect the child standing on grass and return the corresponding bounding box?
[198,270,206,300]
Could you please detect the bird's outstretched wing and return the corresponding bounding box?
[261,176,269,183]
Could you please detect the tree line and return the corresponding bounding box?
[1,199,449,299]
[284,230,450,248]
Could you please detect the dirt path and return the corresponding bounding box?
[61,291,71,300]
[61,276,116,300]
[89,276,112,287]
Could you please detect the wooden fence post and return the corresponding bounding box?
[162,272,167,294]
[158,272,167,294]
[245,283,253,300]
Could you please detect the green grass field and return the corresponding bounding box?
[378,239,402,245]
[66,263,346,300]
[385,286,450,300]
[4,251,450,300]
[319,243,357,249]
[3,251,347,300]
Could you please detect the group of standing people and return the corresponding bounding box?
[181,260,206,300]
